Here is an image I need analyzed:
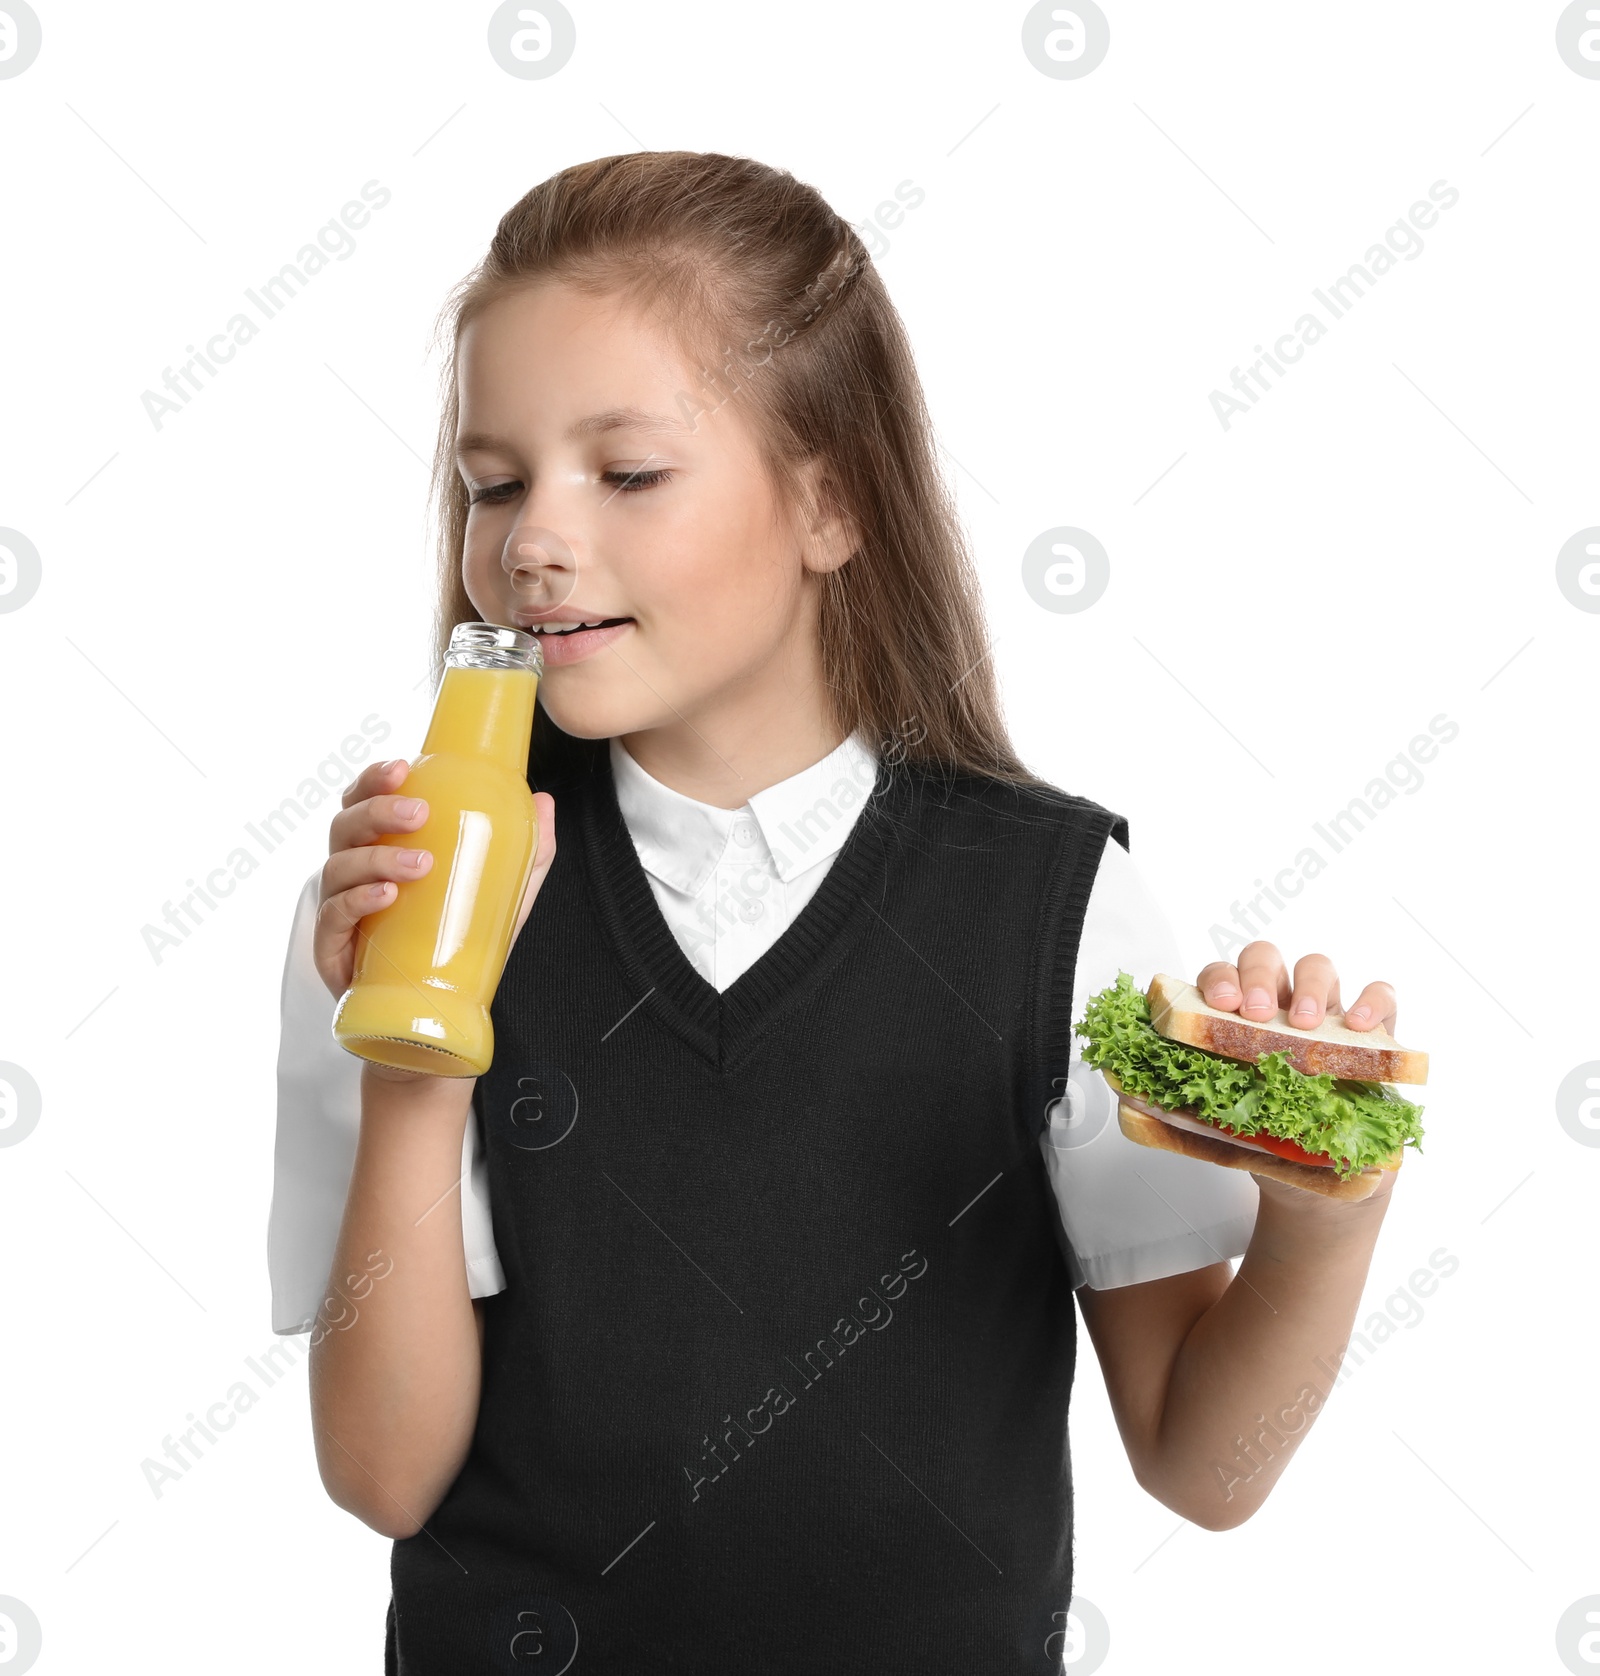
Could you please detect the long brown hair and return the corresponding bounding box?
[425,149,1043,788]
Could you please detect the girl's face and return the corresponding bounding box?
[456,280,849,752]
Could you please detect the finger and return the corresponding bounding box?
[314,874,406,949]
[340,755,411,813]
[311,876,397,997]
[321,839,435,908]
[531,792,556,875]
[1286,952,1339,1028]
[513,794,557,937]
[1235,941,1290,1021]
[328,776,430,860]
[311,858,440,998]
[1340,980,1397,1033]
[1196,960,1242,1011]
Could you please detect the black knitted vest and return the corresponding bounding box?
[386,738,1127,1674]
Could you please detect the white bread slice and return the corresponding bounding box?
[1146,972,1428,1085]
[1103,1072,1400,1202]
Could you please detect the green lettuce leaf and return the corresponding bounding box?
[1074,971,1425,1181]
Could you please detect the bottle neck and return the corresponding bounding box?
[421,665,538,771]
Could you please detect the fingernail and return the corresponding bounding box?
[1245,987,1272,1010]
[398,849,426,867]
[1293,999,1317,1018]
[396,797,423,818]
[1348,1006,1371,1023]
[1212,984,1238,999]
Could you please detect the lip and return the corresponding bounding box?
[512,608,623,626]
[512,612,634,668]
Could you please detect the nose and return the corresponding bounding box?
[502,524,577,610]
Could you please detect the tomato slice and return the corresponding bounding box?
[1206,1117,1336,1169]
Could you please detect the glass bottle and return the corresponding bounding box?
[332,623,543,1076]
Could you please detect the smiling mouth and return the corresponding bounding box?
[527,616,632,637]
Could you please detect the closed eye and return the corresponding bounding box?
[466,468,673,506]
[601,468,673,493]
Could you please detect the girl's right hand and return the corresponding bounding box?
[314,758,558,1060]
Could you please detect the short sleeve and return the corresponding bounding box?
[1038,832,1259,1291]
[267,868,506,1334]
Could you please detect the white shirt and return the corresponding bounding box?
[268,734,1257,1334]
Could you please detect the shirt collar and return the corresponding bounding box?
[749,732,879,881]
[609,731,880,895]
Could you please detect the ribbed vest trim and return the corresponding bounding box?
[572,744,910,1071]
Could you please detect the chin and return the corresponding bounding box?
[539,684,679,743]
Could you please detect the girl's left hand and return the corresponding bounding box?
[1196,940,1399,1213]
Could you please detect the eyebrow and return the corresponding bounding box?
[455,406,689,457]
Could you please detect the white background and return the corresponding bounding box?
[1,2,1595,1672]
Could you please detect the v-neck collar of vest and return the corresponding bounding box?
[573,740,907,1069]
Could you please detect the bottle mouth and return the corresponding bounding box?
[445,621,544,675]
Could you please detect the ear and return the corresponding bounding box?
[792,456,860,576]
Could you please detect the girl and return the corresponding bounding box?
[270,151,1402,1673]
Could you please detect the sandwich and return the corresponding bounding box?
[1074,971,1427,1202]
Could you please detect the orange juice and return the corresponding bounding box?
[332,624,543,1076]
